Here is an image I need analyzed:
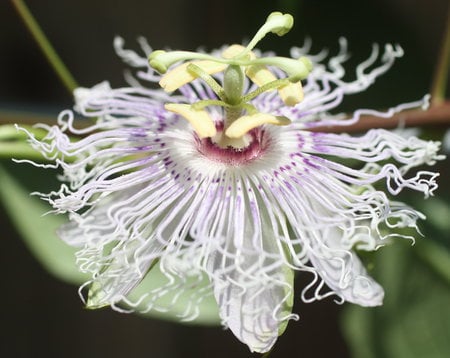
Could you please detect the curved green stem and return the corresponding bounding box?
[11,0,78,94]
[187,63,226,100]
[241,78,290,103]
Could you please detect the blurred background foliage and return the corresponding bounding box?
[0,0,449,357]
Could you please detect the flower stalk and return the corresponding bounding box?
[11,0,78,94]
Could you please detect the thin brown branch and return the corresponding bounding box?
[311,101,450,133]
[2,101,450,136]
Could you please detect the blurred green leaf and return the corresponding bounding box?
[342,240,450,358]
[0,164,87,284]
[421,198,450,233]
[0,124,48,161]
[0,163,220,324]
[416,239,450,286]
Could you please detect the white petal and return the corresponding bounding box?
[208,248,294,353]
[188,171,297,353]
[303,227,384,306]
[74,81,112,111]
[84,239,163,308]
[58,188,166,308]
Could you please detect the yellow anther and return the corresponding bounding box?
[246,64,277,87]
[246,65,304,106]
[278,81,304,106]
[165,103,217,138]
[225,113,291,138]
[159,60,227,92]
[222,44,245,58]
[221,44,256,60]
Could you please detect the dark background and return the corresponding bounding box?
[0,1,449,357]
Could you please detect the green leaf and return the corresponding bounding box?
[342,241,450,358]
[0,164,87,284]
[0,124,49,161]
[0,163,221,324]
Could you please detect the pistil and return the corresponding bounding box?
[150,11,313,148]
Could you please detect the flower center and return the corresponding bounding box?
[149,12,313,142]
[195,126,269,166]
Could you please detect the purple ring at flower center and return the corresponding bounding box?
[196,128,270,166]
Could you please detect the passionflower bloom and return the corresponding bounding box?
[23,12,442,353]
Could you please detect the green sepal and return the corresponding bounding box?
[278,265,295,336]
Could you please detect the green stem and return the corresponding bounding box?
[187,63,226,100]
[241,78,290,103]
[430,3,450,105]
[11,0,78,94]
[0,142,47,161]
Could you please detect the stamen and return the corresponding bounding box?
[221,44,255,60]
[278,81,304,106]
[148,11,314,141]
[246,64,277,87]
[241,78,290,103]
[191,99,231,111]
[165,103,217,138]
[225,113,291,138]
[186,63,225,99]
[159,60,227,92]
[244,67,304,106]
